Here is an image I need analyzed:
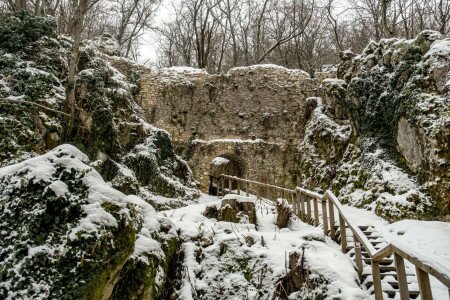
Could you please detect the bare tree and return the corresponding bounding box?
[111,0,160,57]
[66,0,102,123]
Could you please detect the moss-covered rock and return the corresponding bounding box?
[0,145,134,298]
[0,12,200,208]
[296,31,449,220]
[0,144,182,299]
[0,11,57,53]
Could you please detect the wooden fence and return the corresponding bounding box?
[209,174,450,300]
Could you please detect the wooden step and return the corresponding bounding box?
[379,265,397,272]
[363,258,393,265]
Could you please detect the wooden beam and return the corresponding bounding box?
[353,233,363,276]
[372,260,383,300]
[328,200,335,239]
[296,190,302,218]
[339,214,347,253]
[416,266,433,300]
[394,253,409,300]
[390,242,450,287]
[313,197,319,227]
[300,192,306,221]
[291,192,297,215]
[306,195,312,224]
[321,199,328,235]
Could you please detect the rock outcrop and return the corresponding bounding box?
[0,12,199,210]
[295,31,449,220]
[0,145,178,299]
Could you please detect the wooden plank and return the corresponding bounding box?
[353,233,363,276]
[321,199,328,235]
[313,197,319,226]
[300,192,306,221]
[394,253,409,300]
[296,190,302,218]
[371,260,383,300]
[416,266,433,300]
[328,200,335,239]
[291,192,297,215]
[306,195,312,223]
[339,214,347,253]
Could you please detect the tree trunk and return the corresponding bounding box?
[66,0,88,127]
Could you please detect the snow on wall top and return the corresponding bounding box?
[160,66,208,75]
[228,64,310,78]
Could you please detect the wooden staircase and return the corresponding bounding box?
[334,225,421,299]
[210,174,450,300]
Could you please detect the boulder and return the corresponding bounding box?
[219,194,256,224]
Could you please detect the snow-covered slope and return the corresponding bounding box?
[160,194,369,299]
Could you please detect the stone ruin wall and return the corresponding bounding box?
[131,65,322,190]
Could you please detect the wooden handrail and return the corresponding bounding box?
[212,174,450,299]
[324,191,377,256]
[220,174,295,194]
[390,242,450,288]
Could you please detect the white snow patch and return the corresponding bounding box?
[211,157,230,166]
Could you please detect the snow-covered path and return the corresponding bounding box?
[159,193,369,299]
[159,193,450,299]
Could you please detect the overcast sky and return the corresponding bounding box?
[138,0,351,66]
[138,0,175,65]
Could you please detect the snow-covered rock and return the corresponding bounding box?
[0,145,178,299]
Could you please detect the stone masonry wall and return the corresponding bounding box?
[122,64,320,190]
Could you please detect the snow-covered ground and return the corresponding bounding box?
[159,193,369,299]
[159,192,450,299]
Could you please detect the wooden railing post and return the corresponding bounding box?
[372,261,383,300]
[328,200,335,239]
[237,180,241,195]
[296,189,302,218]
[321,198,328,235]
[245,182,249,197]
[313,197,319,226]
[416,267,433,300]
[291,192,297,215]
[353,233,363,276]
[339,214,347,253]
[394,253,409,300]
[228,177,232,193]
[306,195,312,223]
[221,177,224,196]
[300,192,306,221]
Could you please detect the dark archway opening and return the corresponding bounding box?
[209,152,246,194]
